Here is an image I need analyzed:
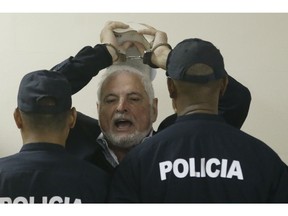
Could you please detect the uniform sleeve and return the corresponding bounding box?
[218,75,252,129]
[51,45,112,156]
[51,44,112,94]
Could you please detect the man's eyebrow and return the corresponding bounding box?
[104,93,117,97]
[127,92,144,97]
[102,92,144,98]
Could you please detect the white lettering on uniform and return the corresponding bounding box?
[0,197,12,203]
[189,158,196,177]
[221,159,228,177]
[72,198,81,203]
[49,196,63,203]
[0,196,82,203]
[14,197,28,203]
[206,158,220,178]
[159,157,243,181]
[201,158,206,177]
[173,159,189,178]
[159,161,172,180]
[227,160,243,180]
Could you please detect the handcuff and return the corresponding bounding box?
[143,43,172,68]
[103,43,172,68]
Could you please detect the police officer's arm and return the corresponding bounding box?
[51,45,112,94]
[218,75,251,129]
[51,21,130,94]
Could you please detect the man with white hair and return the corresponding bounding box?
[95,64,157,167]
[52,21,251,174]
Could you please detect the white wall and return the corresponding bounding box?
[0,13,287,164]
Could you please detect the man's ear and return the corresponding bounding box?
[13,108,23,129]
[220,76,229,97]
[151,98,158,123]
[167,78,177,99]
[69,107,77,129]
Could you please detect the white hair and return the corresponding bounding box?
[97,64,155,105]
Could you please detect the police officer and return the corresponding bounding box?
[108,38,288,202]
[0,71,109,203]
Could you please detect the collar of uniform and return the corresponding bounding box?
[176,113,226,124]
[20,143,65,153]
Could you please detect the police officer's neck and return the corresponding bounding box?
[21,131,66,147]
[177,104,218,116]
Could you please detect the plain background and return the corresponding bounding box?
[0,13,288,165]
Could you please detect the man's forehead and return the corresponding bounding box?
[104,70,143,85]
[101,74,148,98]
[103,91,145,98]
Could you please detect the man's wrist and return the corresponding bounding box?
[143,43,172,69]
[143,51,158,68]
[103,43,119,62]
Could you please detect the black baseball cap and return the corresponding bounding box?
[166,38,228,83]
[17,70,72,114]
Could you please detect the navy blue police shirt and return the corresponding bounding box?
[109,114,288,203]
[0,143,110,203]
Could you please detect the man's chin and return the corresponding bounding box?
[104,129,151,148]
[111,137,139,149]
[106,133,142,149]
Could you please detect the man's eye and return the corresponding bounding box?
[104,98,116,103]
[130,97,141,102]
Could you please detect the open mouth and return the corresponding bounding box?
[114,119,133,129]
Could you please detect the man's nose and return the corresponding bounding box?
[116,99,128,113]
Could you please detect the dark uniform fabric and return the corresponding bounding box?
[51,44,116,173]
[66,112,115,174]
[0,143,110,203]
[157,76,251,132]
[109,114,288,203]
[51,45,112,95]
[52,44,251,174]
